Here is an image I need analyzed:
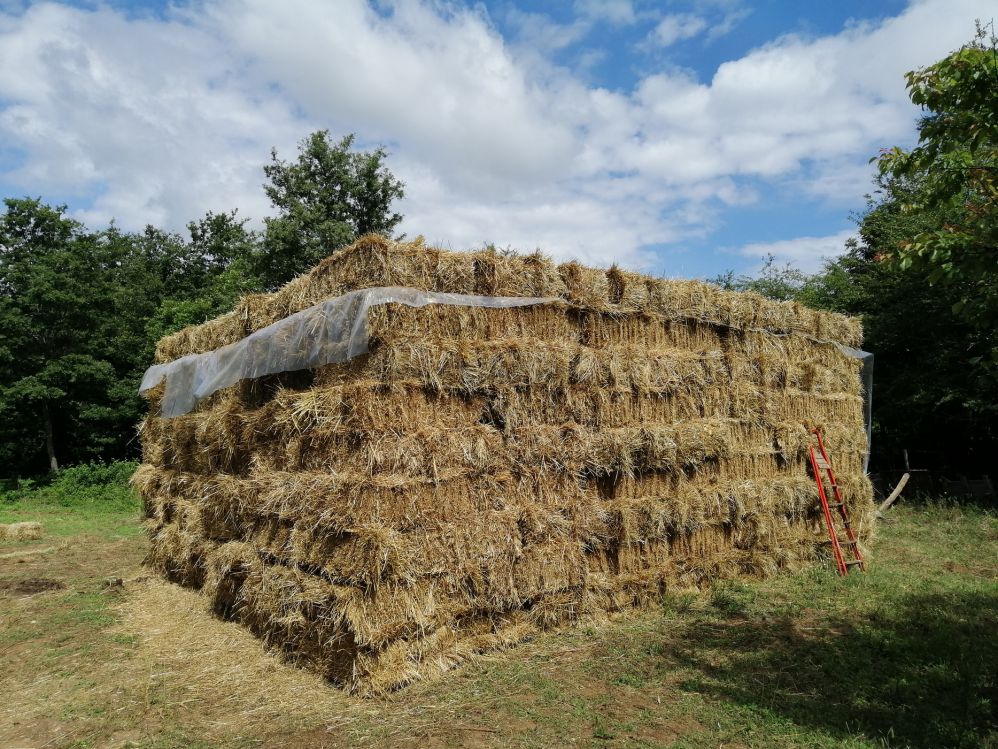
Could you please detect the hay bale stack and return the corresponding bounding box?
[136,235,873,694]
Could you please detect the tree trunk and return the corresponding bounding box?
[43,403,59,473]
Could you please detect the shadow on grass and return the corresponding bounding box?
[670,590,998,749]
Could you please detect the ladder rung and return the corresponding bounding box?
[828,502,844,508]
[815,457,830,470]
[845,560,863,567]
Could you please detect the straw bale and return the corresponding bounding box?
[556,260,609,308]
[581,313,724,350]
[150,237,864,364]
[237,292,292,333]
[148,414,794,479]
[138,467,585,533]
[140,380,865,480]
[144,510,822,691]
[606,266,651,310]
[154,312,246,363]
[0,521,43,541]
[369,303,579,346]
[144,522,208,587]
[140,460,859,694]
[145,464,869,601]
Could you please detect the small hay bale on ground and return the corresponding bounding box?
[0,522,43,541]
[135,235,874,695]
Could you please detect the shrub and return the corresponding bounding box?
[0,461,139,508]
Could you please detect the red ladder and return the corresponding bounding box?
[807,427,865,575]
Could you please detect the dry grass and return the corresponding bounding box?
[116,578,358,735]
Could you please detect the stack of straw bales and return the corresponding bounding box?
[134,235,874,694]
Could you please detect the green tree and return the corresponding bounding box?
[0,201,250,476]
[875,22,998,349]
[144,211,262,343]
[0,199,126,472]
[260,131,405,287]
[710,254,862,312]
[711,255,814,302]
[835,177,995,471]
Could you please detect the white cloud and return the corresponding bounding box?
[211,0,579,191]
[0,2,305,229]
[573,0,638,26]
[648,13,708,47]
[0,0,992,275]
[737,230,855,273]
[505,8,589,53]
[704,2,751,40]
[794,159,881,204]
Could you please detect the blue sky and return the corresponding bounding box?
[0,0,991,278]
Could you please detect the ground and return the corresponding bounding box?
[1,491,996,749]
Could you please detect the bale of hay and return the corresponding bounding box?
[0,521,43,541]
[135,235,874,695]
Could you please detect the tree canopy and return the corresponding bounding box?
[875,22,998,362]
[259,131,405,288]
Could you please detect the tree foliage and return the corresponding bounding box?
[718,28,998,472]
[0,200,144,472]
[259,131,405,288]
[875,22,998,348]
[841,178,995,472]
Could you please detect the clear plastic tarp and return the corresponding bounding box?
[837,345,874,472]
[139,287,560,418]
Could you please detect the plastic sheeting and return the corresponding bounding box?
[838,345,874,472]
[139,287,561,417]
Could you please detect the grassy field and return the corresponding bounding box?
[1,472,996,749]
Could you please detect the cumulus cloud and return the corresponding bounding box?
[737,230,856,273]
[0,0,992,274]
[0,2,305,229]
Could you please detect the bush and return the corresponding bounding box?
[0,460,139,508]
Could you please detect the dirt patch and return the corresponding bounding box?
[944,560,996,577]
[2,577,66,594]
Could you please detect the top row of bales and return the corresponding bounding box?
[155,236,862,362]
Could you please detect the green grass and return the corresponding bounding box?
[0,461,142,539]
[1,487,995,749]
[551,502,998,749]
